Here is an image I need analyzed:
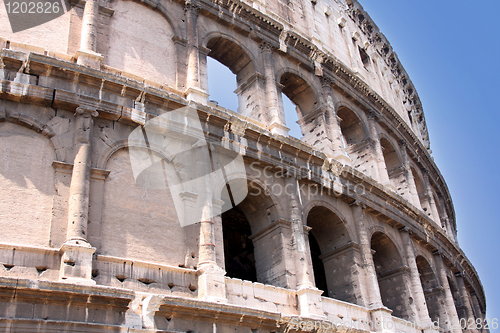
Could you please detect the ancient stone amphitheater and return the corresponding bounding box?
[0,0,488,332]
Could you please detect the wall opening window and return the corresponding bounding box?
[308,232,328,294]
[307,206,360,304]
[371,232,411,320]
[282,92,302,139]
[206,37,257,118]
[207,57,238,111]
[416,256,442,322]
[222,206,257,282]
[358,46,370,69]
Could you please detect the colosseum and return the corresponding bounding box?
[0,0,488,332]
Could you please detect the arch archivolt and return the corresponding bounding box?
[378,132,403,163]
[302,199,355,242]
[201,31,259,68]
[368,224,405,260]
[2,112,64,162]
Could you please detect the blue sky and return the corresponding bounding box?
[358,0,500,323]
[207,0,500,322]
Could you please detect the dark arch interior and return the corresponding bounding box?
[337,107,366,146]
[207,37,254,80]
[380,138,401,176]
[280,72,318,119]
[222,206,257,282]
[371,232,409,319]
[307,206,355,302]
[220,179,279,285]
[416,256,441,322]
[308,232,328,295]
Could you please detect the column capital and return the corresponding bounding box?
[259,41,276,52]
[76,106,99,118]
[320,76,334,88]
[367,109,380,120]
[184,0,200,14]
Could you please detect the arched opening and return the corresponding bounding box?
[307,206,361,304]
[282,93,302,139]
[206,37,260,118]
[416,256,442,322]
[308,233,328,293]
[207,57,238,111]
[220,179,289,287]
[222,206,257,282]
[280,72,318,119]
[412,167,432,217]
[336,107,370,172]
[280,73,328,148]
[380,138,405,190]
[337,107,366,146]
[371,232,411,319]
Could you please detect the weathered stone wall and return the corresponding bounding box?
[0,0,487,332]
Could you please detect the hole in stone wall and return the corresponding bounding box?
[308,233,328,295]
[116,274,127,282]
[358,46,370,69]
[3,264,14,270]
[36,266,48,274]
[207,57,238,112]
[137,278,156,285]
[222,207,257,282]
[282,93,303,139]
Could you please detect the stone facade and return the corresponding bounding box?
[0,0,488,332]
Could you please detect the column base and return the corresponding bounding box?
[75,49,103,70]
[330,154,352,167]
[186,87,210,105]
[268,122,290,137]
[59,240,96,284]
[197,263,227,303]
[369,306,394,332]
[296,286,326,319]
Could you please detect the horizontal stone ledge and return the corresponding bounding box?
[0,276,134,302]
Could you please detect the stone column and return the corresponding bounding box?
[351,202,393,331]
[184,0,208,103]
[367,111,390,185]
[288,176,324,319]
[399,228,433,330]
[260,41,288,136]
[60,106,98,284]
[437,194,456,242]
[433,252,462,333]
[423,171,440,225]
[455,273,477,331]
[321,77,350,165]
[398,140,420,206]
[470,293,485,332]
[197,159,226,303]
[76,0,103,68]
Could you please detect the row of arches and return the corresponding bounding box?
[202,35,452,236]
[0,117,483,326]
[221,182,476,324]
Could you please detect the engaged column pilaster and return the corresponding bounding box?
[60,106,99,285]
